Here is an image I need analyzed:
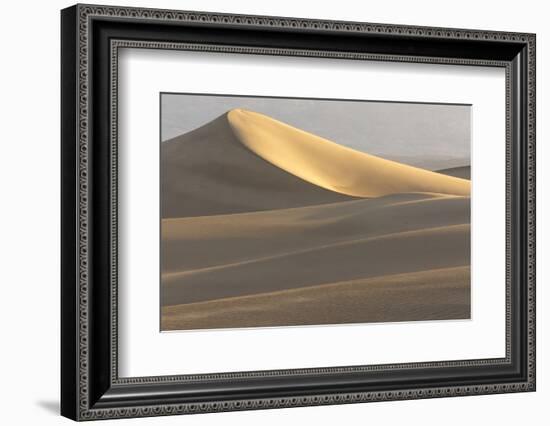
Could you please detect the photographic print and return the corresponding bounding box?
[160,93,471,331]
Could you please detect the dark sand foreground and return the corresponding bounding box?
[162,266,470,330]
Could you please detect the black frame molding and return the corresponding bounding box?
[61,4,536,421]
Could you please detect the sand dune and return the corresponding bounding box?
[161,114,352,218]
[228,109,470,198]
[162,193,469,273]
[161,266,470,330]
[162,196,470,305]
[162,109,470,217]
[437,166,471,180]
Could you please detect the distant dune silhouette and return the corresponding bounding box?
[161,109,471,330]
[437,166,471,180]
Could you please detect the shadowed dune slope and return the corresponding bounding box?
[161,114,353,218]
[228,109,471,199]
[162,193,469,273]
[161,194,470,306]
[161,266,470,330]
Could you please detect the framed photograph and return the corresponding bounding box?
[61,4,536,421]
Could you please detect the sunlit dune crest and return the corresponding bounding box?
[227,108,470,198]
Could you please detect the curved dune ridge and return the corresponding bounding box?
[227,108,470,198]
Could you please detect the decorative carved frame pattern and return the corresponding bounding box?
[63,3,536,421]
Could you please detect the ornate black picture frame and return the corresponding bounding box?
[61,4,536,421]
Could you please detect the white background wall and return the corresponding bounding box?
[0,0,546,424]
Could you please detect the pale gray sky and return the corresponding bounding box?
[161,93,471,170]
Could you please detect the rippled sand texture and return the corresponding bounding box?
[161,109,471,330]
